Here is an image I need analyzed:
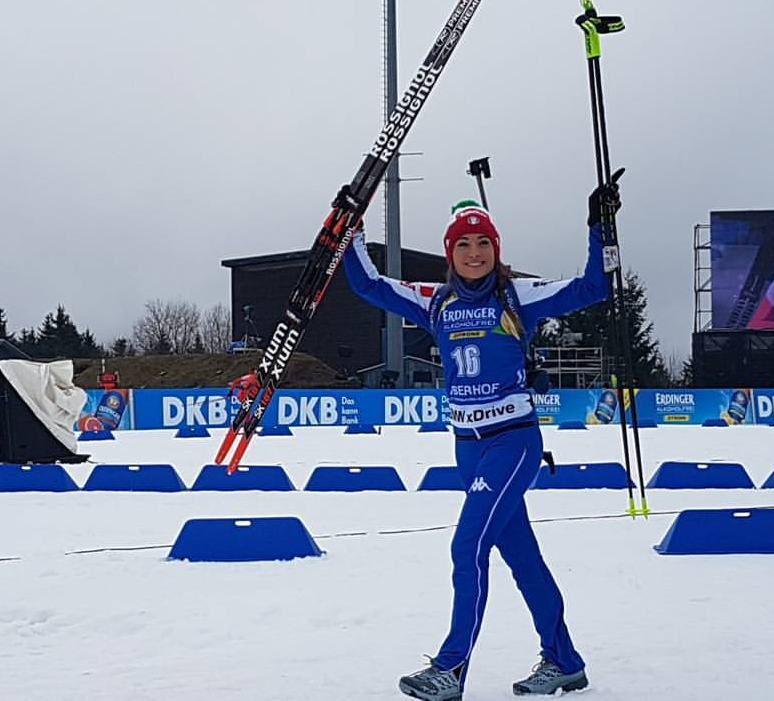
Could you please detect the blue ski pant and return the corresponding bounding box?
[434,423,584,684]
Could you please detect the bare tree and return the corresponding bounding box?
[133,299,201,355]
[200,303,232,353]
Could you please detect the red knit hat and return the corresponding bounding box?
[443,202,501,265]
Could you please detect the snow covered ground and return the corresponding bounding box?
[2,425,773,701]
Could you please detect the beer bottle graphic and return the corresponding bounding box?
[726,390,750,424]
[94,390,127,430]
[594,390,618,424]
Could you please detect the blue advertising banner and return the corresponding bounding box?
[128,387,763,430]
[131,388,452,430]
[752,388,774,425]
[636,388,754,425]
[533,389,622,426]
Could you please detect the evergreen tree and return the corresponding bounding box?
[17,328,38,356]
[79,329,103,358]
[36,306,83,358]
[619,272,670,387]
[0,308,12,342]
[531,270,670,387]
[111,337,130,357]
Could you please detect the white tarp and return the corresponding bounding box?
[0,359,87,453]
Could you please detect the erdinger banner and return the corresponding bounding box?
[711,210,774,330]
[636,388,754,425]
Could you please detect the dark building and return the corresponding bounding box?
[222,243,449,386]
[692,330,774,387]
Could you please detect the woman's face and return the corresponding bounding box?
[452,234,496,281]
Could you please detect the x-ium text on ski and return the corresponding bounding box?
[260,322,301,382]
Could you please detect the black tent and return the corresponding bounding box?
[0,347,88,464]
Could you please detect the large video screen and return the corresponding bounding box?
[711,210,774,330]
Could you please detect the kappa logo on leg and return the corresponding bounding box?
[468,477,493,493]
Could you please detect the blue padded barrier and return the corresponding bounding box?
[631,419,658,428]
[78,429,114,441]
[344,424,379,435]
[646,461,755,490]
[557,421,587,431]
[0,463,79,492]
[418,423,448,433]
[191,464,295,491]
[762,471,774,489]
[655,508,774,555]
[305,466,406,492]
[83,464,186,492]
[702,418,728,427]
[530,462,631,490]
[417,466,465,491]
[168,516,323,562]
[259,425,293,437]
[175,425,210,438]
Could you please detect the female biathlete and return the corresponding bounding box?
[342,178,621,699]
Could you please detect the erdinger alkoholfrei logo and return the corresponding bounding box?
[468,215,481,225]
[107,394,121,410]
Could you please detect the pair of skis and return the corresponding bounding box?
[576,0,649,517]
[214,0,485,474]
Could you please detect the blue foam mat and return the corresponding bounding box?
[168,516,323,562]
[305,466,406,492]
[78,429,115,441]
[343,424,379,435]
[558,421,587,431]
[531,462,631,490]
[0,463,79,492]
[83,464,186,492]
[191,464,295,491]
[418,423,448,433]
[175,425,211,438]
[655,508,774,554]
[418,466,464,491]
[259,425,293,437]
[646,461,755,489]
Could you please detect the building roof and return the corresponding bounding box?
[222,242,537,278]
[221,242,444,269]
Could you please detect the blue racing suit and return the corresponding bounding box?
[343,224,608,685]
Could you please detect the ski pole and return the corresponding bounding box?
[576,0,649,518]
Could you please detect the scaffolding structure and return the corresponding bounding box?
[694,223,712,333]
[535,346,605,389]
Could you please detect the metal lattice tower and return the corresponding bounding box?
[694,223,712,333]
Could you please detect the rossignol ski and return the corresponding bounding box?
[576,0,649,517]
[215,0,485,473]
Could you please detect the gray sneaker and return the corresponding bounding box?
[513,658,588,696]
[399,661,462,701]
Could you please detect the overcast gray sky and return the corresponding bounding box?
[2,0,773,362]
